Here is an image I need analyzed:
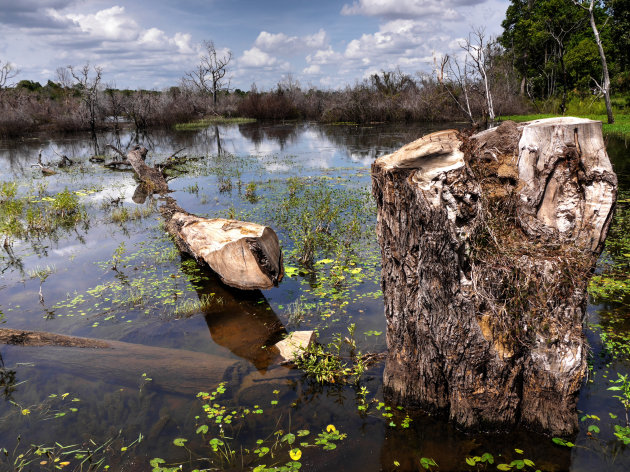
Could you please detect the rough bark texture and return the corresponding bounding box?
[371,117,617,435]
[126,146,169,194]
[161,198,284,290]
[125,147,284,291]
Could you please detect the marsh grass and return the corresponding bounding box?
[0,185,88,245]
[173,294,222,318]
[174,117,256,131]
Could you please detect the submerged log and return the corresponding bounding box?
[124,147,284,291]
[0,328,237,395]
[371,118,617,435]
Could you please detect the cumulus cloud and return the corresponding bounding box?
[341,0,483,20]
[239,47,289,70]
[253,29,327,55]
[303,64,320,74]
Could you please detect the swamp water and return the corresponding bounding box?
[0,122,628,471]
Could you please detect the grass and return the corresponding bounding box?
[174,117,256,130]
[498,112,630,138]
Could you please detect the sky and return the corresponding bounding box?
[0,0,510,91]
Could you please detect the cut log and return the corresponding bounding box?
[161,198,283,290]
[371,118,617,435]
[124,146,284,291]
[271,331,316,364]
[0,328,237,396]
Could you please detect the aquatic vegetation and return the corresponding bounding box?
[174,117,256,130]
[150,383,346,472]
[0,183,92,246]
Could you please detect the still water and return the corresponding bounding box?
[0,122,628,471]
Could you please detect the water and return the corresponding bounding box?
[0,121,628,471]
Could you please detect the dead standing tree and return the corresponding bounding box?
[371,118,617,435]
[573,0,614,124]
[68,63,103,136]
[0,60,18,99]
[186,40,232,107]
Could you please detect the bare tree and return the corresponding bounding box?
[68,63,103,135]
[186,40,232,106]
[0,60,19,97]
[461,28,496,123]
[573,0,614,124]
[439,54,476,124]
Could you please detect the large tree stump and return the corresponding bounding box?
[371,118,617,435]
[125,147,284,291]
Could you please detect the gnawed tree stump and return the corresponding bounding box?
[161,199,283,290]
[125,147,284,290]
[371,118,617,435]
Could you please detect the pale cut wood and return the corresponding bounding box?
[161,199,284,290]
[371,119,617,436]
[124,147,284,291]
[271,331,316,363]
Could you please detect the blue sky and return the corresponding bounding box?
[0,0,510,90]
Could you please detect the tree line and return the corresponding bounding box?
[0,0,627,137]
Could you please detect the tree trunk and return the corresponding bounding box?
[588,3,614,124]
[371,118,617,435]
[161,199,283,290]
[125,148,284,291]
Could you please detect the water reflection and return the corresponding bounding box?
[0,121,453,178]
[183,260,287,372]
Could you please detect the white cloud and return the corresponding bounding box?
[238,47,289,70]
[253,29,328,55]
[306,47,344,66]
[341,0,483,20]
[303,64,320,74]
[65,6,140,41]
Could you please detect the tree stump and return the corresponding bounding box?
[371,118,617,435]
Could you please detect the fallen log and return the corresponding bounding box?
[124,146,284,290]
[161,198,283,290]
[0,328,237,396]
[371,118,617,435]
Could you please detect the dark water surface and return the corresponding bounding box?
[0,122,629,471]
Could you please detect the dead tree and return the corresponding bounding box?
[573,0,614,124]
[186,40,232,106]
[371,118,617,435]
[68,63,103,136]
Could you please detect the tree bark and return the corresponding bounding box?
[371,118,617,435]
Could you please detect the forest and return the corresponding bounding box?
[0,0,629,138]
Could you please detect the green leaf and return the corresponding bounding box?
[466,457,476,466]
[588,425,600,434]
[196,425,209,435]
[523,459,535,467]
[173,438,187,447]
[282,433,296,445]
[497,464,512,471]
[150,458,165,467]
[297,430,310,437]
[514,449,523,454]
